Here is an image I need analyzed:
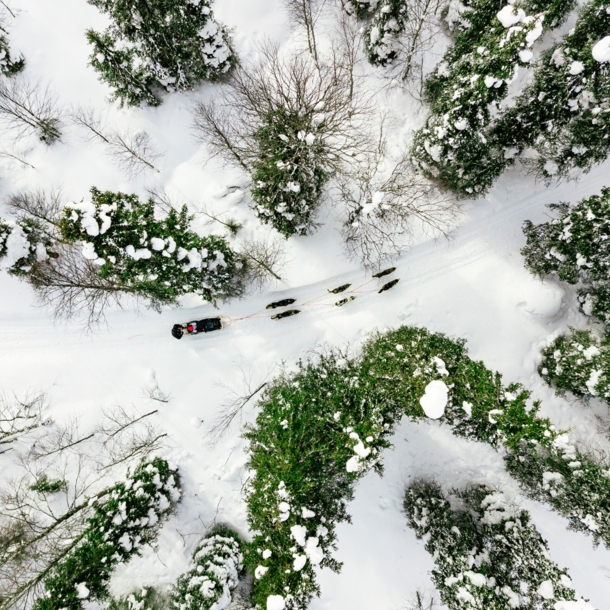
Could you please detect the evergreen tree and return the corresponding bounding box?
[32,457,181,610]
[404,480,595,610]
[539,328,610,403]
[171,525,244,610]
[364,0,408,67]
[58,188,246,306]
[0,24,24,77]
[86,0,236,107]
[492,0,610,181]
[0,217,55,277]
[411,0,574,196]
[250,108,328,237]
[521,187,610,326]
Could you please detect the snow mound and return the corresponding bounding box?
[419,380,449,419]
[592,36,610,63]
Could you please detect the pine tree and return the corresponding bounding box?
[0,23,24,77]
[58,188,246,306]
[364,0,408,67]
[170,525,244,610]
[539,328,610,404]
[492,0,610,181]
[521,187,610,326]
[32,458,181,610]
[250,108,328,237]
[86,0,236,107]
[404,480,595,610]
[411,0,575,196]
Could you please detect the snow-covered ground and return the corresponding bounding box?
[1,1,610,608]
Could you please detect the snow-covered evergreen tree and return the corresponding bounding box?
[59,188,245,307]
[171,525,244,610]
[0,24,24,77]
[492,0,610,181]
[364,0,408,67]
[521,187,610,326]
[32,457,181,610]
[86,0,236,107]
[411,0,574,195]
[250,108,328,237]
[539,328,610,403]
[343,0,382,19]
[0,216,55,277]
[404,480,595,609]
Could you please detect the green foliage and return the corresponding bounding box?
[171,524,243,610]
[521,188,610,325]
[108,587,169,610]
[243,325,557,610]
[251,108,328,237]
[33,457,181,610]
[412,0,575,196]
[87,0,236,107]
[506,436,610,548]
[0,216,56,277]
[491,0,610,180]
[29,474,67,494]
[59,188,245,307]
[0,29,25,77]
[539,328,610,403]
[412,2,547,195]
[364,0,407,67]
[404,480,590,609]
[345,0,383,19]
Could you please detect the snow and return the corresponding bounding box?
[419,380,449,419]
[76,582,90,599]
[592,36,610,63]
[497,5,525,28]
[0,1,610,609]
[290,525,307,547]
[267,595,286,610]
[569,61,585,75]
[0,225,29,270]
[538,580,555,599]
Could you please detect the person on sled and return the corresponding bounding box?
[172,317,223,339]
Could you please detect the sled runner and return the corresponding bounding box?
[266,298,297,309]
[271,309,301,320]
[172,317,224,340]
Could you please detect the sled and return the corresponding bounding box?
[328,283,351,294]
[172,316,226,340]
[378,279,400,293]
[271,309,301,320]
[335,296,356,307]
[266,298,297,309]
[372,267,396,279]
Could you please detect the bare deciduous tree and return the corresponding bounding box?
[193,42,375,177]
[27,244,139,329]
[282,0,329,64]
[0,393,49,455]
[206,369,268,447]
[239,235,287,291]
[0,77,62,143]
[398,0,445,94]
[404,589,437,610]
[338,149,460,269]
[71,106,163,177]
[0,406,165,609]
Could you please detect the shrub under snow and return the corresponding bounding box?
[33,457,181,610]
[0,29,24,77]
[404,480,595,609]
[171,525,244,610]
[521,187,610,326]
[364,0,408,67]
[539,328,610,404]
[0,216,55,277]
[86,0,236,107]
